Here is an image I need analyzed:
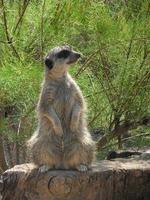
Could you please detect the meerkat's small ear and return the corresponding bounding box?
[44,58,53,70]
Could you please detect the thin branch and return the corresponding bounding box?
[146,2,150,17]
[88,108,105,127]
[40,0,46,67]
[98,48,118,96]
[117,43,149,114]
[13,0,31,34]
[0,40,8,44]
[85,91,101,98]
[118,69,149,115]
[23,104,36,118]
[117,28,135,108]
[92,70,116,112]
[1,0,21,59]
[50,1,66,25]
[139,42,149,69]
[1,0,9,42]
[102,132,150,150]
[75,50,99,78]
[96,121,132,150]
[126,33,134,64]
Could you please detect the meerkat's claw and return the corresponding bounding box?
[77,164,88,172]
[39,165,52,173]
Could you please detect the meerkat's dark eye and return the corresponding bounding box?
[44,58,53,70]
[57,50,70,59]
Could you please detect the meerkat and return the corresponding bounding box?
[28,45,95,172]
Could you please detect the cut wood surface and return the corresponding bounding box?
[0,160,150,200]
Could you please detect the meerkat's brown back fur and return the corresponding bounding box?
[28,46,95,171]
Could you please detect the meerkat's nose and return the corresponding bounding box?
[75,53,81,58]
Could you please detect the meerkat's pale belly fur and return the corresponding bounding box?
[29,73,95,170]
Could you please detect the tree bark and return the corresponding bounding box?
[0,160,150,200]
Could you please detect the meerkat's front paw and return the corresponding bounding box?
[39,165,52,173]
[70,123,78,133]
[55,126,63,136]
[76,164,88,172]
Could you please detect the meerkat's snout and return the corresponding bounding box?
[66,51,81,65]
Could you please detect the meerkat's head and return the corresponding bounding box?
[44,45,81,76]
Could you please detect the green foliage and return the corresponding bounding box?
[0,60,42,110]
[0,0,149,152]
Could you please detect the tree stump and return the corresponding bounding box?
[0,160,150,200]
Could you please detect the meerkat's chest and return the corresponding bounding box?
[53,82,75,113]
[57,85,72,101]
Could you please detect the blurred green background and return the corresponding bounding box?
[0,0,150,169]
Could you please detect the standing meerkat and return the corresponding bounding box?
[28,45,95,171]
